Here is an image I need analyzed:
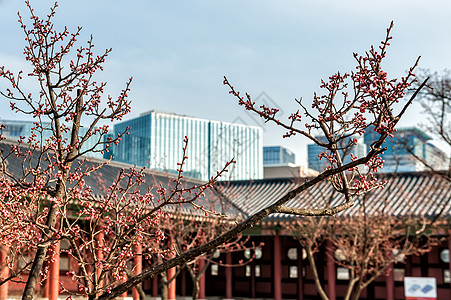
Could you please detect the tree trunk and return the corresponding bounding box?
[125,269,146,300]
[161,272,168,300]
[158,256,168,300]
[343,277,358,300]
[351,277,365,300]
[136,284,146,300]
[192,280,200,300]
[352,286,363,300]
[22,89,82,300]
[306,245,329,300]
[22,203,59,300]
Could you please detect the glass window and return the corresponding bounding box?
[255,248,262,259]
[444,270,450,283]
[60,257,70,271]
[337,267,350,280]
[212,249,220,259]
[211,264,219,276]
[244,249,251,259]
[287,248,297,260]
[440,249,449,263]
[255,265,261,277]
[245,265,251,277]
[394,268,405,282]
[289,266,298,278]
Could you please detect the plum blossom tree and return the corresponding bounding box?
[412,69,451,179]
[0,2,428,300]
[0,2,233,299]
[0,0,130,297]
[100,22,429,300]
[58,150,234,299]
[156,206,259,300]
[289,184,436,300]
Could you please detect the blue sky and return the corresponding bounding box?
[1,0,450,165]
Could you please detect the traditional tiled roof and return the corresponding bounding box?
[2,139,450,222]
[217,172,451,220]
[0,139,243,219]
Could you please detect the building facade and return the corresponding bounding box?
[263,146,296,166]
[263,165,319,179]
[0,119,104,159]
[110,111,263,181]
[2,168,449,300]
[307,136,367,172]
[363,127,447,173]
[0,138,450,300]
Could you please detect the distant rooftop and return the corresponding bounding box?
[136,110,262,130]
[395,127,431,141]
[139,110,192,118]
[218,171,451,219]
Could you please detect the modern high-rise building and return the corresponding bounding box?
[425,142,449,170]
[0,119,104,159]
[263,146,296,166]
[262,146,319,179]
[307,136,367,172]
[109,110,263,181]
[364,127,447,173]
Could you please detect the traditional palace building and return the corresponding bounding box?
[0,140,450,300]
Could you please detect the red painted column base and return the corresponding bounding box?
[326,240,336,300]
[274,232,282,300]
[225,252,233,299]
[198,259,206,300]
[386,263,395,300]
[132,243,143,300]
[49,241,61,300]
[0,247,9,300]
[152,275,159,297]
[168,267,176,300]
[448,230,451,300]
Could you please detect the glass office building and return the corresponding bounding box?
[307,136,367,172]
[110,111,263,181]
[363,127,447,172]
[0,119,104,159]
[263,146,296,166]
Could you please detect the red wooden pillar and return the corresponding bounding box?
[225,252,233,299]
[49,241,61,300]
[167,267,176,300]
[297,246,304,300]
[152,275,159,297]
[274,232,282,300]
[448,230,451,287]
[326,240,336,300]
[0,247,9,300]
[198,258,206,299]
[386,263,394,300]
[168,237,176,300]
[132,242,143,300]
